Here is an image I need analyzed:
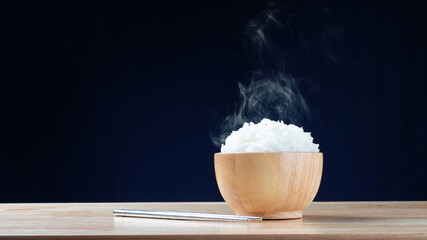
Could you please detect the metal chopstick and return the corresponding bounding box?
[113,209,262,221]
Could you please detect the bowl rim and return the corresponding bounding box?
[215,152,323,155]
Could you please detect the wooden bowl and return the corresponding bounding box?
[214,152,323,219]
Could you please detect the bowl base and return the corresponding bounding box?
[236,210,302,220]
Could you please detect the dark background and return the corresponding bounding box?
[1,0,426,203]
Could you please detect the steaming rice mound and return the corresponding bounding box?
[221,118,319,153]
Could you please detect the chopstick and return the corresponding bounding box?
[113,209,262,222]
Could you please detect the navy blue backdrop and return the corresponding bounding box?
[1,0,426,203]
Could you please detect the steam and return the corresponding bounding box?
[213,2,341,147]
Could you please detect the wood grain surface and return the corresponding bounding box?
[0,202,426,239]
[215,152,323,219]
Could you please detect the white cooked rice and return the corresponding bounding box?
[221,118,320,153]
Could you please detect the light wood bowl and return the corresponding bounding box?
[214,152,323,219]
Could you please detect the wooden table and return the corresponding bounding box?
[0,202,426,239]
